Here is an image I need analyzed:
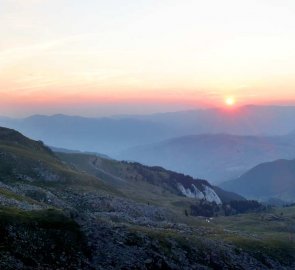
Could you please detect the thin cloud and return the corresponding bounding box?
[0,33,101,66]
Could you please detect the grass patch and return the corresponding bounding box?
[0,207,90,268]
[0,188,43,206]
[0,207,78,230]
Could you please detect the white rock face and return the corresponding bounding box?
[191,184,206,200]
[177,183,222,204]
[177,183,203,199]
[202,184,222,204]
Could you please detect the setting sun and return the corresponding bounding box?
[225,97,236,106]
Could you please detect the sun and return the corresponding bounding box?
[225,96,235,106]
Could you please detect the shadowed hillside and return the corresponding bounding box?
[220,159,295,202]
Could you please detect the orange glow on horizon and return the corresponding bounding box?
[1,0,295,117]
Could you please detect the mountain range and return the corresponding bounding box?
[1,105,295,156]
[117,105,295,136]
[0,114,175,155]
[1,105,295,184]
[119,133,295,183]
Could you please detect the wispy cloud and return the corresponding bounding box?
[0,33,103,69]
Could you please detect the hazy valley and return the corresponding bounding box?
[119,133,295,183]
[2,105,295,184]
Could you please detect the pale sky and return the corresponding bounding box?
[1,0,295,116]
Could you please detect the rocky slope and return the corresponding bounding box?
[0,127,294,269]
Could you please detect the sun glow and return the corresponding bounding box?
[1,0,295,115]
[225,96,235,106]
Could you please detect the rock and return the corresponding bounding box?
[144,258,153,264]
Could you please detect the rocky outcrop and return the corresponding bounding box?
[177,183,222,204]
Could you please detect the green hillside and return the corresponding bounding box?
[0,128,116,193]
[56,152,244,211]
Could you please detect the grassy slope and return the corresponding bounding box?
[56,152,246,218]
[56,152,199,217]
[0,141,120,197]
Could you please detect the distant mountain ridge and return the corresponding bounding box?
[0,114,175,155]
[118,133,295,183]
[1,105,295,184]
[115,105,295,136]
[1,105,295,157]
[220,159,295,202]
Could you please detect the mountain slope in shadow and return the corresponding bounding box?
[220,159,295,202]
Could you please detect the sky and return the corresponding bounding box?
[1,0,295,116]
